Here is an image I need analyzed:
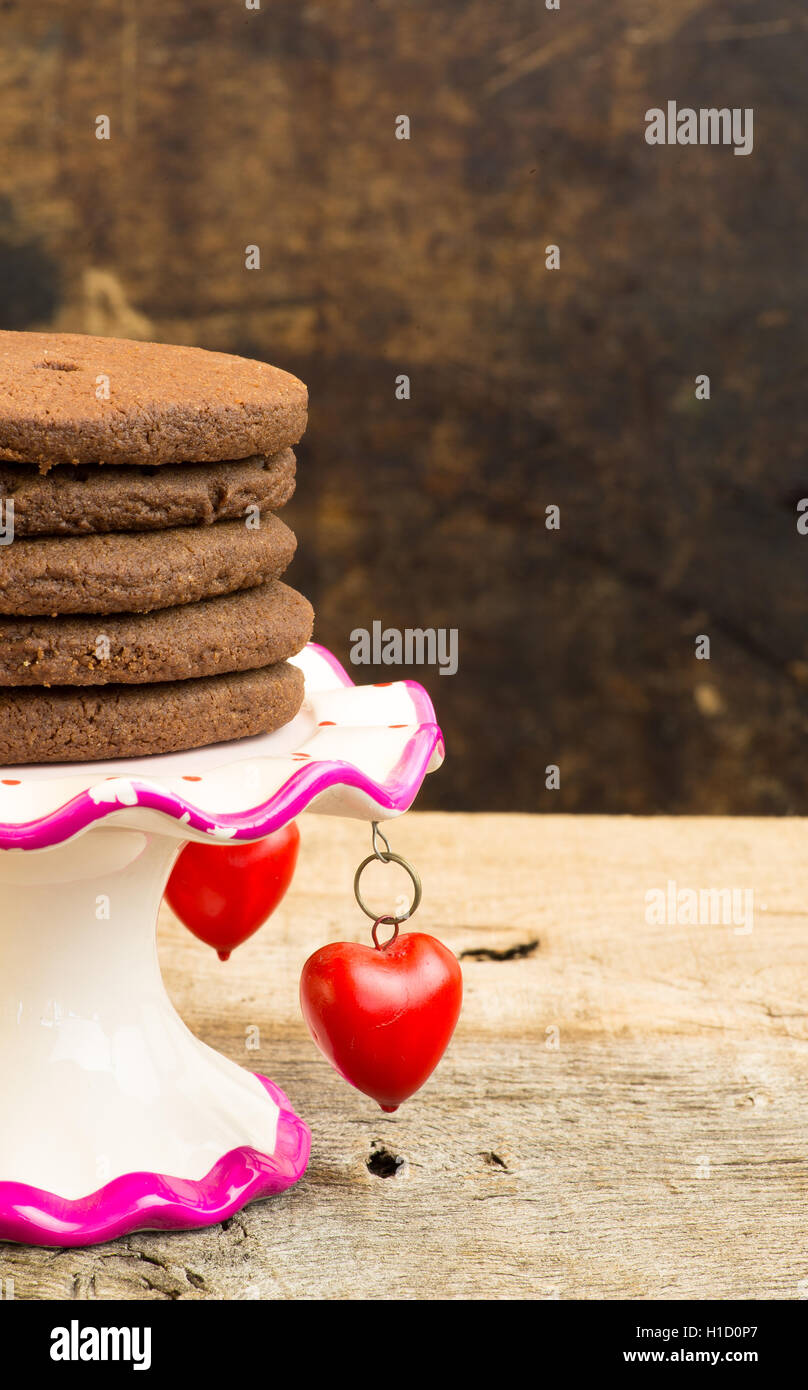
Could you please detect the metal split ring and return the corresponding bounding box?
[354,826,422,925]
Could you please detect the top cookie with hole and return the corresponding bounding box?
[0,331,308,471]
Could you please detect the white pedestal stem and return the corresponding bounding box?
[0,827,279,1201]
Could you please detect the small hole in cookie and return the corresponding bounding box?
[35,359,80,372]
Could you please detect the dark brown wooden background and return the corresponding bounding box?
[1,0,807,812]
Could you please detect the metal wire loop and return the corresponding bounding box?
[371,916,399,950]
[371,822,392,863]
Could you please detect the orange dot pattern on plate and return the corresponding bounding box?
[182,776,202,782]
[318,721,336,726]
[1,779,21,785]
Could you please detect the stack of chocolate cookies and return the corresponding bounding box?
[0,332,313,765]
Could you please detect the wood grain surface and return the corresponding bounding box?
[3,812,807,1300]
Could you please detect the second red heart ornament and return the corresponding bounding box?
[165,822,300,961]
[300,926,463,1112]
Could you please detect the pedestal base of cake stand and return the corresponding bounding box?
[0,827,310,1245]
[0,644,444,1245]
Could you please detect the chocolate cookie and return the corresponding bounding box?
[0,660,305,766]
[0,515,296,616]
[0,448,296,537]
[0,580,313,686]
[0,332,307,470]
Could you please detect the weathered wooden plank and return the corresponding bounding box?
[2,813,807,1299]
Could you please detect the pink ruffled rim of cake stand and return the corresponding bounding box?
[0,644,445,851]
[0,1076,311,1248]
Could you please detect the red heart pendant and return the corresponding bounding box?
[165,822,300,960]
[300,930,462,1111]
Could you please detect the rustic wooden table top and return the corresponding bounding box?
[4,812,807,1301]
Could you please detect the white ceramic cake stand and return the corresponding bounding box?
[0,643,443,1246]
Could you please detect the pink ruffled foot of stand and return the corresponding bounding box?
[0,1078,310,1247]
